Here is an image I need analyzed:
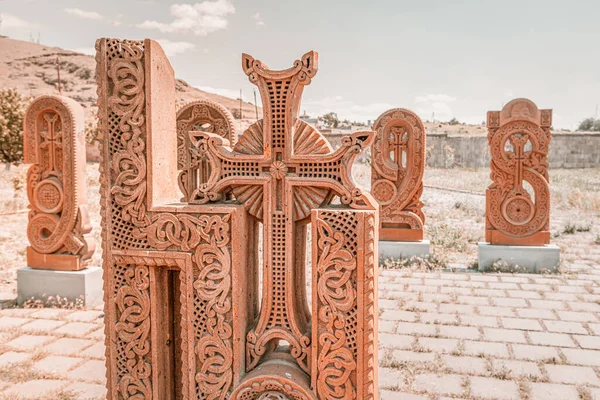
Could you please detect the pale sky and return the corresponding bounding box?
[1,0,598,129]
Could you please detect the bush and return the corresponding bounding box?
[578,118,600,132]
[85,110,99,144]
[0,88,30,166]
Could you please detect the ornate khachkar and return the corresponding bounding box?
[176,100,236,201]
[24,95,95,271]
[486,98,552,245]
[96,38,379,399]
[371,108,425,241]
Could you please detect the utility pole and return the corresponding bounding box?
[56,56,62,95]
[253,89,259,120]
[239,89,243,132]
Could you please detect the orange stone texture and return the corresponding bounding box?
[96,38,379,399]
[23,95,95,271]
[486,98,552,246]
[176,100,236,202]
[371,108,425,241]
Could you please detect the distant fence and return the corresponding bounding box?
[324,132,600,169]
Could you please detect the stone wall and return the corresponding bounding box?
[324,132,600,169]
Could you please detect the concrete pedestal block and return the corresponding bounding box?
[379,240,431,260]
[17,266,103,308]
[478,242,560,273]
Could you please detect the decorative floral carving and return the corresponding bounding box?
[115,265,152,398]
[371,108,425,241]
[314,217,357,400]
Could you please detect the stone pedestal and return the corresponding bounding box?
[478,242,560,273]
[17,266,103,307]
[379,240,430,260]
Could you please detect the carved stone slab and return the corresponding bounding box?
[371,108,425,241]
[96,38,379,399]
[176,100,236,201]
[486,98,552,246]
[23,95,95,271]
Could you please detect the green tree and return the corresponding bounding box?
[319,112,339,128]
[0,89,30,167]
[448,117,460,125]
[579,118,600,132]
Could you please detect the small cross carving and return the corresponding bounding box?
[39,112,63,173]
[189,51,374,374]
[390,126,408,177]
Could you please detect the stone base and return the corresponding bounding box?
[379,240,430,260]
[27,247,88,271]
[478,242,560,273]
[17,266,103,308]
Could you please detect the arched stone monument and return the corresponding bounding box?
[371,108,429,259]
[18,95,100,306]
[176,100,236,201]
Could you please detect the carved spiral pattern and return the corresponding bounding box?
[487,114,551,239]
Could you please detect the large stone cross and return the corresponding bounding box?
[190,51,374,373]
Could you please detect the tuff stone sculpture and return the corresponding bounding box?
[486,98,552,245]
[96,38,379,399]
[24,95,95,271]
[176,100,236,201]
[371,108,425,241]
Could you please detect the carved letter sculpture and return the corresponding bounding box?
[176,100,236,201]
[24,95,95,271]
[371,108,425,241]
[486,98,552,245]
[97,38,379,399]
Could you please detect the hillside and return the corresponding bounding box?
[0,36,260,120]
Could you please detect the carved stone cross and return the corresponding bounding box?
[192,51,374,373]
[40,113,63,174]
[97,39,379,399]
[371,108,426,241]
[486,98,552,245]
[391,126,408,177]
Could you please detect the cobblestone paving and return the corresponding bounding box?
[377,264,600,399]
[0,261,599,399]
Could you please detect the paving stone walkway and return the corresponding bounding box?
[0,266,599,399]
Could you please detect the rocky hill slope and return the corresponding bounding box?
[0,36,259,119]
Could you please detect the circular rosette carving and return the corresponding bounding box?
[371,179,397,205]
[502,194,534,225]
[32,178,64,214]
[269,161,288,180]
